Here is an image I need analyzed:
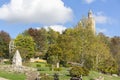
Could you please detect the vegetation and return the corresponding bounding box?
[0,16,120,80]
[0,70,26,80]
[70,66,89,77]
[0,31,11,58]
[14,34,35,61]
[25,62,120,80]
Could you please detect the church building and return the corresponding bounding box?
[87,10,96,35]
[79,10,96,35]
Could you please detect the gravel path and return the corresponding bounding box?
[0,77,8,80]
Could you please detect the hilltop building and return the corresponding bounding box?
[87,10,96,35]
[79,10,96,35]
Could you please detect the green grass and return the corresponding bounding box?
[0,70,26,80]
[25,62,120,80]
[83,71,120,80]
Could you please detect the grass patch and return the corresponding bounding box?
[83,71,120,80]
[0,70,26,80]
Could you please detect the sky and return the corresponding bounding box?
[0,0,120,38]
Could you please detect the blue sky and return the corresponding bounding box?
[0,0,120,38]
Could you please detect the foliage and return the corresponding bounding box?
[4,61,11,64]
[46,44,62,68]
[40,73,53,80]
[54,67,62,71]
[70,66,89,77]
[98,57,118,74]
[0,31,11,58]
[110,37,120,74]
[14,34,35,61]
[36,64,41,67]
[27,28,48,54]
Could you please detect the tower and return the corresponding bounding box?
[87,10,96,35]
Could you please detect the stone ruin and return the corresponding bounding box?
[12,50,22,67]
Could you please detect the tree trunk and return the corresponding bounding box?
[56,62,59,68]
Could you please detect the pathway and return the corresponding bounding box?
[0,77,8,80]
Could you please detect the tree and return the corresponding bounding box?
[110,37,120,74]
[46,44,62,69]
[27,28,48,54]
[14,34,35,61]
[70,66,89,77]
[0,30,11,58]
[47,28,59,45]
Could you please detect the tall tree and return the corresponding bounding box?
[47,44,62,69]
[0,31,11,58]
[27,28,48,54]
[110,37,120,74]
[14,34,35,61]
[47,28,59,45]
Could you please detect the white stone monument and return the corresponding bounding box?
[12,50,22,67]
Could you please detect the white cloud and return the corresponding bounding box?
[83,0,107,4]
[94,12,110,24]
[84,0,95,4]
[37,25,67,34]
[96,28,107,33]
[0,0,73,24]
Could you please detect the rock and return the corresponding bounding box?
[112,74,118,77]
[12,50,22,67]
[94,76,104,80]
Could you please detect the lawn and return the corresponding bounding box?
[27,62,120,80]
[0,70,26,80]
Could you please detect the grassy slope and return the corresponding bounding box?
[25,62,120,80]
[83,71,120,80]
[0,70,26,80]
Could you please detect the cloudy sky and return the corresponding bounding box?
[0,0,120,38]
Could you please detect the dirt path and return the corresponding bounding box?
[0,77,8,80]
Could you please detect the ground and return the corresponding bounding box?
[0,62,120,80]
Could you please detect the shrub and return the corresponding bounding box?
[4,61,11,64]
[54,68,62,71]
[69,66,89,77]
[36,64,41,67]
[37,67,50,71]
[45,64,51,67]
[98,58,118,74]
[40,74,53,80]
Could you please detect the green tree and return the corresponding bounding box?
[14,34,35,61]
[70,66,89,77]
[46,44,62,69]
[47,28,59,45]
[110,37,120,74]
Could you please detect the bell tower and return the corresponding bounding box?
[88,9,93,18]
[88,10,96,35]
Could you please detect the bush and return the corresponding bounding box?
[37,67,50,71]
[45,64,51,67]
[69,66,89,77]
[54,68,62,71]
[40,74,53,80]
[98,59,118,74]
[4,61,11,64]
[36,64,41,67]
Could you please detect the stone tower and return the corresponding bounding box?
[87,10,96,34]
